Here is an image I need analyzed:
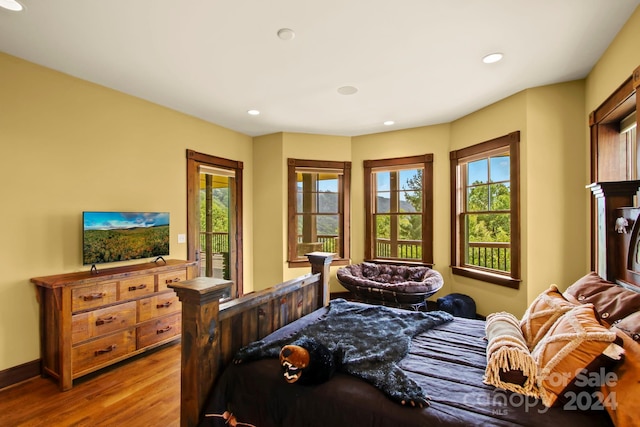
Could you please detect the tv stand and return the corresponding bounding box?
[31,259,197,391]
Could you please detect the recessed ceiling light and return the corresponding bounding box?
[0,0,23,11]
[337,86,358,95]
[247,109,260,116]
[277,28,295,41]
[383,120,395,126]
[482,53,503,64]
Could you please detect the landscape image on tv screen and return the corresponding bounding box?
[83,212,170,265]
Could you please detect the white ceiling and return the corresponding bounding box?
[1,0,638,137]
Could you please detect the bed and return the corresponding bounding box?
[169,182,640,427]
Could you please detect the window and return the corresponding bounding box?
[450,132,520,288]
[364,154,433,264]
[287,159,351,266]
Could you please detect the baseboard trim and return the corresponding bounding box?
[0,359,40,390]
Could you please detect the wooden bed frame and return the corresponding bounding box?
[169,252,333,427]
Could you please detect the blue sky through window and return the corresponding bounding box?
[375,169,420,202]
[468,155,509,185]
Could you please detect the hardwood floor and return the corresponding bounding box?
[0,342,181,427]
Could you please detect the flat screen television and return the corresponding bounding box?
[83,211,170,266]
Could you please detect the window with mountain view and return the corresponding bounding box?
[364,154,433,264]
[287,159,351,266]
[450,132,521,288]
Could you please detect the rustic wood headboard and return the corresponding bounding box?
[169,252,333,427]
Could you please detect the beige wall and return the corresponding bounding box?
[0,53,254,371]
[252,132,285,290]
[525,81,588,302]
[1,4,638,374]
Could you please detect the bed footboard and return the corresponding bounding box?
[170,252,334,427]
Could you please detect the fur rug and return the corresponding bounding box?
[234,299,453,406]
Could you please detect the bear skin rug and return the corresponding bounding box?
[234,299,453,407]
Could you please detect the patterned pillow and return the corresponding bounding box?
[532,304,624,407]
[520,284,575,350]
[564,272,640,324]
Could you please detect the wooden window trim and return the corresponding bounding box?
[450,132,521,288]
[363,154,434,265]
[287,158,351,268]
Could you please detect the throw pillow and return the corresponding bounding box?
[563,272,640,324]
[532,303,624,407]
[483,311,539,397]
[520,284,575,350]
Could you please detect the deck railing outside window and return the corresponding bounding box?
[297,235,339,253]
[199,231,229,278]
[466,242,510,272]
[375,238,422,260]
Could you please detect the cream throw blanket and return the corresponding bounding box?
[483,311,539,397]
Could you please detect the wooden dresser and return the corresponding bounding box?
[31,259,197,391]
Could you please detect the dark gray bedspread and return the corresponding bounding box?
[200,305,614,427]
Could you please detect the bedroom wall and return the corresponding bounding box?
[252,132,285,290]
[0,52,254,372]
[525,81,588,304]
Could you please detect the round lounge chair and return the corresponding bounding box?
[336,262,443,310]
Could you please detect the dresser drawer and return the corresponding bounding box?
[71,301,136,344]
[137,293,181,322]
[157,269,187,292]
[137,312,181,348]
[119,275,155,300]
[72,330,135,374]
[72,282,117,312]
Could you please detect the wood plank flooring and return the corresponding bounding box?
[0,342,181,427]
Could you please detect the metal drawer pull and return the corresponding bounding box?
[95,315,117,326]
[94,344,116,356]
[156,326,172,334]
[83,293,105,301]
[165,277,181,284]
[156,301,173,309]
[128,284,147,291]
